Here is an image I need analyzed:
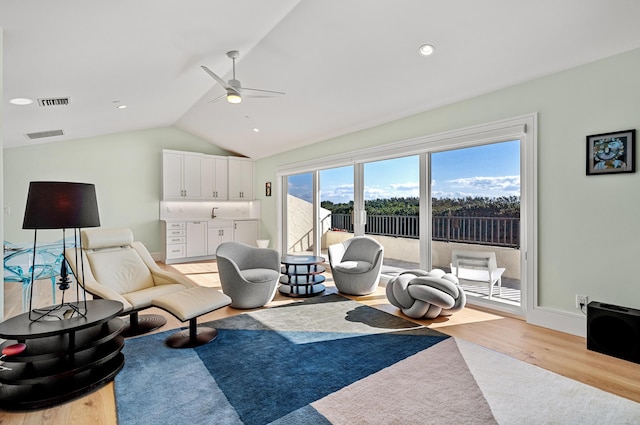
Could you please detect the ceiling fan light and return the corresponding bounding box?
[419,44,435,56]
[227,90,242,104]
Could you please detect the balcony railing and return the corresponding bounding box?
[329,213,520,248]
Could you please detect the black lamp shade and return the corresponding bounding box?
[22,181,101,229]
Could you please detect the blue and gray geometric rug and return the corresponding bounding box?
[115,294,640,424]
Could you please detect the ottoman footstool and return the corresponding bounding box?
[386,269,466,319]
[153,286,232,348]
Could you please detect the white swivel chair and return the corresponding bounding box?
[215,242,280,309]
[450,250,505,300]
[328,236,384,296]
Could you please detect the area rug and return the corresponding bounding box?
[114,294,640,424]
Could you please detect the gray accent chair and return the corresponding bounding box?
[328,236,384,295]
[386,269,466,319]
[215,242,280,309]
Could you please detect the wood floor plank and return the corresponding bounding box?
[1,260,638,424]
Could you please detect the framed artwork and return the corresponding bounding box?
[265,182,272,196]
[586,129,635,175]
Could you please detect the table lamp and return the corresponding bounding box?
[22,181,100,321]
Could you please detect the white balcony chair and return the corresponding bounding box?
[450,250,505,300]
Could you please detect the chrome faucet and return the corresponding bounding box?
[211,207,219,219]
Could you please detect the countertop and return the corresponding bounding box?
[161,217,258,222]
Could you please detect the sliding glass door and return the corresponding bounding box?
[278,114,534,317]
[319,166,354,258]
[430,140,522,310]
[285,172,313,255]
[363,156,420,272]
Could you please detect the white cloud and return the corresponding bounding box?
[448,176,520,193]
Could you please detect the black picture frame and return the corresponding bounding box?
[586,129,636,175]
[265,182,272,196]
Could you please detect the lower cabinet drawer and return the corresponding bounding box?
[166,244,186,259]
[167,229,185,237]
[166,236,186,244]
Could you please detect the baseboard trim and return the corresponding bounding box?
[527,305,587,337]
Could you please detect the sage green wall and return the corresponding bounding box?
[255,47,640,315]
[3,127,232,252]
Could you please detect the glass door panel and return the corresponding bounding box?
[363,156,420,273]
[319,166,354,259]
[430,140,521,309]
[285,172,313,255]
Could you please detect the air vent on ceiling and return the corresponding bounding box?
[25,129,65,140]
[37,97,70,107]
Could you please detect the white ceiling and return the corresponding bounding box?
[2,0,640,159]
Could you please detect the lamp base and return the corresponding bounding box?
[30,302,87,322]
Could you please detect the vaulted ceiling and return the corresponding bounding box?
[3,1,640,159]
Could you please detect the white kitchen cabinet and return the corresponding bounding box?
[162,150,202,200]
[186,221,207,257]
[201,155,228,200]
[233,219,258,246]
[228,157,254,200]
[207,220,233,255]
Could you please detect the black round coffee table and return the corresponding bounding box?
[279,255,326,297]
[0,299,125,410]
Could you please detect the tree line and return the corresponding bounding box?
[321,196,520,218]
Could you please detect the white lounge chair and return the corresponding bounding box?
[450,250,505,300]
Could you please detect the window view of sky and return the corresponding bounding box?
[287,140,520,203]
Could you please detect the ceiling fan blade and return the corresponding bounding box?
[242,93,283,99]
[207,93,226,104]
[241,87,286,96]
[201,65,233,90]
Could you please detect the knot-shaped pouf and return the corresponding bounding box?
[386,269,466,319]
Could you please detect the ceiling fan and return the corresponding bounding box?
[201,50,285,104]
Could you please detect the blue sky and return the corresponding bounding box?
[288,140,520,203]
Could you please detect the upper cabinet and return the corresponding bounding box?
[162,150,254,201]
[201,154,228,200]
[162,151,202,200]
[228,157,254,200]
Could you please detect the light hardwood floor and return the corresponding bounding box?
[1,261,639,424]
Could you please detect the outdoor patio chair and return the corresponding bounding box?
[450,250,505,300]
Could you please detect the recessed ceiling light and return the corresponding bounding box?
[252,128,260,133]
[113,100,128,109]
[10,97,33,105]
[419,44,435,56]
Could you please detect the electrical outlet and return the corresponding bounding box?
[576,295,588,309]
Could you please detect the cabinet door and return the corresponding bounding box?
[207,226,234,255]
[162,153,184,200]
[207,227,218,255]
[214,157,228,200]
[220,227,234,244]
[202,155,228,200]
[239,160,254,200]
[182,154,202,199]
[228,158,254,200]
[233,220,258,246]
[186,221,207,257]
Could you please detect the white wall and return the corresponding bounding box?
[3,127,232,253]
[1,26,5,320]
[254,47,640,319]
